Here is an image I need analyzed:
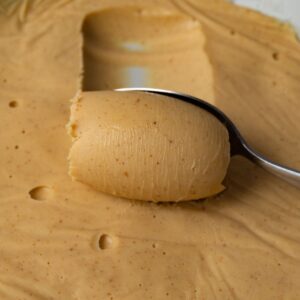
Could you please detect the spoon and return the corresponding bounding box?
[116,87,300,188]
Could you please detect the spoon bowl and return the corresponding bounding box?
[116,87,300,187]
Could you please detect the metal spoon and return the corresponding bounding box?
[116,87,300,188]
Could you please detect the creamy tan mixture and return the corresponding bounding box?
[68,91,230,201]
[1,0,300,299]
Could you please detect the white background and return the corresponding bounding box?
[232,0,300,35]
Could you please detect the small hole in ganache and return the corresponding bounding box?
[29,186,54,201]
[272,52,279,60]
[9,100,18,108]
[70,123,78,138]
[99,234,113,250]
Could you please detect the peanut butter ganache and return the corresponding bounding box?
[0,0,300,299]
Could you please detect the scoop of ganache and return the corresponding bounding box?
[67,91,230,202]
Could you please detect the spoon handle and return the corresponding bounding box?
[243,145,300,188]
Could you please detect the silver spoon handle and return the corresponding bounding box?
[243,144,300,188]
